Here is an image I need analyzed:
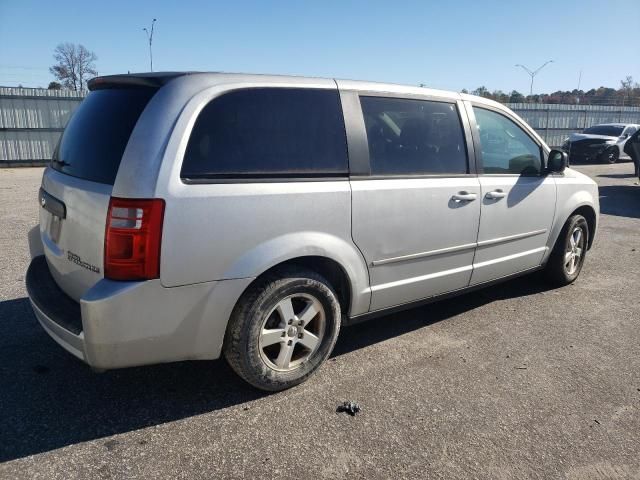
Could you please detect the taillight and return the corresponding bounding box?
[104,197,165,281]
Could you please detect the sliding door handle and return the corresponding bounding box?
[451,191,477,202]
[485,189,506,199]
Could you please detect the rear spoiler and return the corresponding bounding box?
[87,72,195,91]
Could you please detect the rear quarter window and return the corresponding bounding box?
[180,88,348,180]
[52,88,156,185]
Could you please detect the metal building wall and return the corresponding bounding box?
[0,87,85,166]
[507,103,640,147]
[3,88,640,166]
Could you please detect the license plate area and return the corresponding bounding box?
[40,188,66,244]
[48,213,62,243]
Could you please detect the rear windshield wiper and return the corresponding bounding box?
[52,159,71,167]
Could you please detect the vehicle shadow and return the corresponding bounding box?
[567,157,592,166]
[598,185,640,219]
[0,273,552,462]
[598,173,637,179]
[569,158,630,166]
[0,297,264,462]
[334,272,551,356]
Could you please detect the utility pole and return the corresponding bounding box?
[143,18,157,72]
[515,60,554,96]
[576,69,582,104]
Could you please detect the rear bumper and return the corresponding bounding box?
[26,256,85,360]
[26,255,254,370]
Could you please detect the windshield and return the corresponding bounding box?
[583,125,624,137]
[51,88,156,184]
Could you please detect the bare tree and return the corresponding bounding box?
[620,76,634,90]
[621,76,634,105]
[49,43,98,92]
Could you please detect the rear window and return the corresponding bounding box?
[51,88,156,184]
[180,88,348,180]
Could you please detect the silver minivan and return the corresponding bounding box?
[26,72,599,391]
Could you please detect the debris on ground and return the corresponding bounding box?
[336,401,361,416]
[104,439,120,451]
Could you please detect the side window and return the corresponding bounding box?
[625,126,637,137]
[360,96,468,175]
[472,107,542,175]
[181,88,348,179]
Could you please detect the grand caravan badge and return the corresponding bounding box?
[67,251,101,274]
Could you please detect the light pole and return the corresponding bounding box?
[515,60,554,96]
[143,18,157,72]
[576,69,582,104]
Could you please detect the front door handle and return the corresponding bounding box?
[485,189,506,199]
[451,191,478,202]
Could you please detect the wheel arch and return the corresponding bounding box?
[571,205,597,250]
[546,200,597,263]
[221,232,371,317]
[247,256,354,317]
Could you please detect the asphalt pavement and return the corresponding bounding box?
[0,162,639,479]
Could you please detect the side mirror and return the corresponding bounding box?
[547,149,568,173]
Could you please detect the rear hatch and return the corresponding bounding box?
[40,86,157,301]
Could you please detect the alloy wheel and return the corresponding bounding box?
[604,148,619,164]
[564,227,585,275]
[258,293,326,371]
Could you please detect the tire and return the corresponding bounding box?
[223,267,341,391]
[598,146,619,164]
[545,214,589,286]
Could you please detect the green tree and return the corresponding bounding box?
[508,90,525,103]
[472,86,489,97]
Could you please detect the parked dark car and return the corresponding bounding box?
[562,123,639,164]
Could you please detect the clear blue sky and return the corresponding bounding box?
[1,0,637,93]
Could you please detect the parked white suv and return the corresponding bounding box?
[26,73,599,391]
